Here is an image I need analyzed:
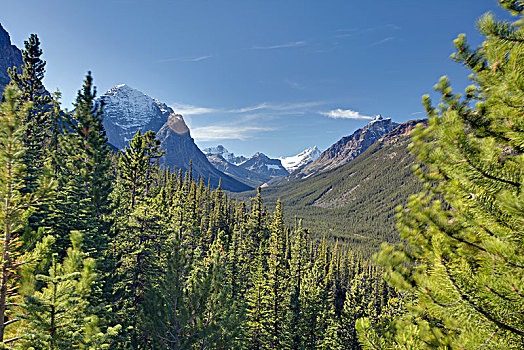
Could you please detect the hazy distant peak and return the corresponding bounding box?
[203,145,247,165]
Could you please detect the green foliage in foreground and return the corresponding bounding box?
[357,2,524,349]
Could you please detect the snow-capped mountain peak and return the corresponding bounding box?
[100,84,173,149]
[279,146,322,172]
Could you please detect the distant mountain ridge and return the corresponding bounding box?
[283,115,399,182]
[0,23,23,92]
[203,145,247,165]
[206,154,271,188]
[99,84,251,192]
[203,145,322,186]
[239,152,289,178]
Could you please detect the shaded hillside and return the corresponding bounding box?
[236,119,427,253]
[157,113,252,192]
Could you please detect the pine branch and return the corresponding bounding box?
[441,257,524,336]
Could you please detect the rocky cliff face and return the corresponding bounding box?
[289,115,399,180]
[0,23,23,92]
[156,113,251,192]
[377,118,427,146]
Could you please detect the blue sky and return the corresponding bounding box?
[1,0,510,158]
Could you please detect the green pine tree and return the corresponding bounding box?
[283,221,308,350]
[19,231,119,349]
[359,2,524,349]
[118,130,164,208]
[8,34,53,235]
[263,200,288,349]
[145,234,241,349]
[245,245,267,350]
[54,72,112,259]
[0,87,53,345]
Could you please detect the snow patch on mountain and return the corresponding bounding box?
[279,146,322,172]
[266,164,282,170]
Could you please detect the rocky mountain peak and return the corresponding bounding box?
[164,113,189,135]
[100,84,173,149]
[239,152,288,178]
[379,119,427,146]
[202,145,247,165]
[252,152,268,160]
[98,84,250,191]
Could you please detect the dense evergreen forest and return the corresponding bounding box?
[0,38,396,348]
[1,0,523,349]
[235,126,424,255]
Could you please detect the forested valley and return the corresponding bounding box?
[0,0,523,349]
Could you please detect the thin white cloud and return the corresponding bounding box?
[171,103,217,116]
[320,109,373,120]
[230,103,270,113]
[169,100,325,118]
[252,40,307,50]
[191,125,274,141]
[190,55,213,62]
[369,37,395,47]
[230,101,323,113]
[158,55,212,63]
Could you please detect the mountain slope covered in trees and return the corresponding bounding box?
[271,116,399,186]
[237,120,426,253]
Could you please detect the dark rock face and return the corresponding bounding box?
[238,152,289,178]
[289,115,399,179]
[157,114,252,192]
[0,23,23,92]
